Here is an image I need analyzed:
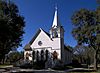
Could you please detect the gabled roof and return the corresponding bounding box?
[24,44,32,51]
[64,45,73,52]
[42,29,50,37]
[29,28,50,45]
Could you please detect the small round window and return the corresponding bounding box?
[38,41,42,46]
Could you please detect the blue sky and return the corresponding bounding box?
[11,0,97,51]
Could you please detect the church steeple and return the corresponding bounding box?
[50,6,64,39]
[52,6,60,28]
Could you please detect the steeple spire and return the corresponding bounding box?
[50,5,64,39]
[52,5,60,28]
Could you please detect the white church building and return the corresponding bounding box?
[24,7,72,66]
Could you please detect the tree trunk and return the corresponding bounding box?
[2,58,5,64]
[1,56,5,64]
[94,50,98,70]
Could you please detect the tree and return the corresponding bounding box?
[6,51,24,64]
[0,0,25,63]
[73,45,86,63]
[71,8,100,70]
[73,45,94,66]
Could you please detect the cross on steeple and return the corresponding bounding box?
[55,3,57,11]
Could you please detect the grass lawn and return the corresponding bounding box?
[68,70,100,73]
[68,72,99,73]
[0,64,13,68]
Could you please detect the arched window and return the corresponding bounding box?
[52,51,58,60]
[52,29,58,38]
[45,50,49,61]
[32,50,35,61]
[26,52,29,60]
[41,50,44,61]
[36,50,39,62]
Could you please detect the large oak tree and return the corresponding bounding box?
[71,8,100,70]
[0,0,25,63]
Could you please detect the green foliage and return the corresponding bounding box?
[7,51,24,63]
[73,45,94,65]
[71,8,100,70]
[71,8,100,50]
[0,0,25,63]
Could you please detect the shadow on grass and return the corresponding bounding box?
[70,69,96,72]
[11,72,35,73]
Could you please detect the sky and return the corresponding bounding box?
[11,0,97,51]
